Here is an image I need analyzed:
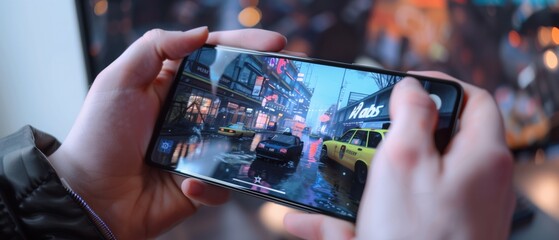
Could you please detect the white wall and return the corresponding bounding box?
[0,1,88,140]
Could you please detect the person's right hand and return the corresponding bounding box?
[284,72,515,239]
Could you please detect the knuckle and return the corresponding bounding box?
[460,145,514,190]
[469,88,495,107]
[142,28,165,42]
[485,146,514,182]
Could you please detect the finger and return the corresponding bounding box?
[157,59,182,83]
[407,70,459,82]
[453,89,506,148]
[408,72,507,159]
[207,28,287,52]
[409,71,514,211]
[152,59,184,101]
[181,178,230,206]
[95,27,209,91]
[280,50,308,57]
[383,77,439,170]
[283,213,355,240]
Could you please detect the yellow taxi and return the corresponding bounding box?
[320,128,387,185]
[218,123,256,138]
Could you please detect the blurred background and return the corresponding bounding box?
[1,0,558,239]
[77,0,559,164]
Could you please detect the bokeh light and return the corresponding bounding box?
[93,0,108,16]
[552,27,559,45]
[538,27,551,47]
[238,6,262,27]
[543,49,558,70]
[508,30,521,48]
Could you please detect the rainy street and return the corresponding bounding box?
[168,131,364,219]
[148,47,407,219]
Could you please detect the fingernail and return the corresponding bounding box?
[397,77,421,89]
[188,26,209,35]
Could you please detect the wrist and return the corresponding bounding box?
[0,126,110,239]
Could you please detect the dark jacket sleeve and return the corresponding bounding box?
[0,126,110,239]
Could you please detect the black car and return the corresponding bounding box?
[255,133,304,161]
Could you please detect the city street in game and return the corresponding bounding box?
[149,46,461,219]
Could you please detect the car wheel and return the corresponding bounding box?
[354,161,368,185]
[320,146,329,162]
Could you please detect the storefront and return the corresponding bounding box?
[165,72,262,129]
[255,112,270,129]
[330,81,459,139]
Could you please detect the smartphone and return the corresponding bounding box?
[146,45,463,222]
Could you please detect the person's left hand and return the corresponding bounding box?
[48,27,286,239]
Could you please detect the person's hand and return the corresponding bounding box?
[48,27,286,239]
[284,72,515,239]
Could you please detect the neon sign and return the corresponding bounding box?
[348,102,384,120]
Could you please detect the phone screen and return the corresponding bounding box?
[146,45,463,221]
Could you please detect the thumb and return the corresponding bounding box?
[93,27,209,91]
[383,77,439,169]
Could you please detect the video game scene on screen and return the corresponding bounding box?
[150,46,460,219]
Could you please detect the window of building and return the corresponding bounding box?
[255,112,269,129]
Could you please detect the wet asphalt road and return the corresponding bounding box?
[173,132,363,219]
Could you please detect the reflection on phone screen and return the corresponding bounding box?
[148,46,461,221]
